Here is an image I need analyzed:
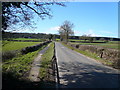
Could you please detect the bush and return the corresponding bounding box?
[2,51,17,62]
[21,41,51,54]
[76,44,79,48]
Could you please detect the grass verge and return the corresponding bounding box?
[2,44,47,79]
[39,42,54,81]
[61,42,114,67]
[2,43,50,89]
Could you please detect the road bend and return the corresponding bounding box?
[55,42,120,88]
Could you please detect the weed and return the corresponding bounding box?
[39,42,54,80]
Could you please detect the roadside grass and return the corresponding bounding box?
[2,41,41,52]
[61,42,113,66]
[39,42,54,80]
[2,44,47,79]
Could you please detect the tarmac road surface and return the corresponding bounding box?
[55,42,120,88]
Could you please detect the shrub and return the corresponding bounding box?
[76,44,79,48]
[2,51,17,62]
[21,41,51,54]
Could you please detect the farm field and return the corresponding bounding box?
[70,40,119,49]
[55,38,119,49]
[13,38,41,41]
[2,41,41,52]
[69,39,86,42]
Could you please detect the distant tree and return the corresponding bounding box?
[80,35,89,42]
[110,38,113,41]
[100,38,105,42]
[80,34,94,43]
[104,39,109,43]
[48,34,53,41]
[58,20,74,43]
[93,38,96,42]
[52,34,56,41]
[2,1,65,31]
[89,37,94,43]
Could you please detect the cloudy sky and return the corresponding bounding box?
[14,2,118,38]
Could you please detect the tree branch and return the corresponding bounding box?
[21,2,50,16]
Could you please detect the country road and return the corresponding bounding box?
[55,42,120,88]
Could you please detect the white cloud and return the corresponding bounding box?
[49,26,60,31]
[39,26,60,34]
[84,29,101,37]
[98,30,113,34]
[74,30,81,36]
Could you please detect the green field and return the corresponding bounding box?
[69,39,85,41]
[70,41,119,49]
[13,38,41,41]
[2,41,41,52]
[56,39,60,41]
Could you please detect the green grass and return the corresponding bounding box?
[0,40,2,52]
[70,42,119,49]
[56,39,60,41]
[2,41,41,52]
[13,38,40,41]
[69,39,85,41]
[61,42,113,66]
[2,44,47,78]
[39,42,54,79]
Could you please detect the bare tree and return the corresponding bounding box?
[2,1,65,31]
[58,20,74,43]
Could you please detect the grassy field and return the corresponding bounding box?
[56,39,60,41]
[13,38,40,41]
[70,41,119,49]
[2,41,41,52]
[69,39,85,41]
[39,42,54,80]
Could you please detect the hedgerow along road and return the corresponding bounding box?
[55,42,119,88]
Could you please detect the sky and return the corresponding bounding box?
[16,2,118,38]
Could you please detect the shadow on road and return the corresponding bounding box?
[58,62,120,88]
[2,72,56,89]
